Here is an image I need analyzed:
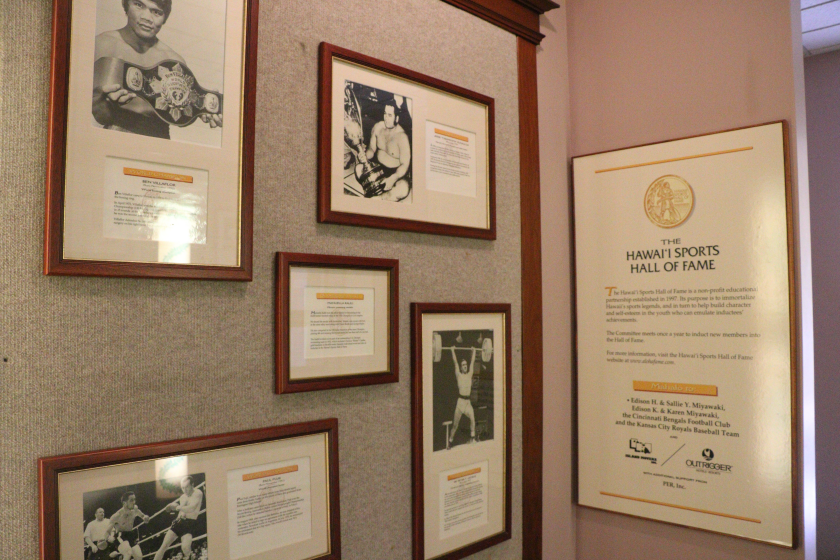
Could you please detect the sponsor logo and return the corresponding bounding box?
[686,448,732,473]
[625,438,657,464]
[629,438,652,454]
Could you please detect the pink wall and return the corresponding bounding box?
[804,49,840,560]
[538,4,576,559]
[564,0,813,558]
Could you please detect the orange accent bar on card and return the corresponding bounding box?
[434,128,469,143]
[448,467,481,481]
[242,465,298,482]
[316,293,364,300]
[600,492,760,523]
[633,381,718,396]
[123,168,194,183]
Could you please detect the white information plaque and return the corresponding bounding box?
[573,122,795,547]
[227,457,313,559]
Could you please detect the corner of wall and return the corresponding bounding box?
[538,3,576,559]
[788,1,817,558]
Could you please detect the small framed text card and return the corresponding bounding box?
[276,252,398,394]
[318,43,496,240]
[572,122,795,546]
[39,419,340,560]
[44,0,258,279]
[411,303,511,560]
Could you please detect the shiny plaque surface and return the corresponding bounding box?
[572,122,794,546]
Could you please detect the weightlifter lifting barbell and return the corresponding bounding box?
[434,332,493,449]
[432,332,494,364]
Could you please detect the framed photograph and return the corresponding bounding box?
[411,303,511,560]
[39,419,340,560]
[276,252,399,394]
[572,122,795,546]
[318,43,496,240]
[44,0,258,279]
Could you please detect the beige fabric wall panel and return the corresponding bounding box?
[0,1,522,559]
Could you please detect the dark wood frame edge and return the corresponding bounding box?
[39,418,341,560]
[411,302,513,560]
[42,0,258,281]
[275,252,400,394]
[317,42,497,241]
[570,120,799,549]
[439,0,559,45]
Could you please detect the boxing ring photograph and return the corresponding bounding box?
[82,474,208,560]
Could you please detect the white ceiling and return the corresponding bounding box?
[803,0,840,56]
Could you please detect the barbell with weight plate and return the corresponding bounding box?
[432,333,493,363]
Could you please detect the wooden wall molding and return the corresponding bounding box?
[440,0,558,44]
[440,2,557,558]
[517,38,544,560]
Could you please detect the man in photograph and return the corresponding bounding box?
[103,491,151,560]
[92,0,222,138]
[84,507,116,559]
[448,345,477,447]
[361,99,411,201]
[152,476,204,560]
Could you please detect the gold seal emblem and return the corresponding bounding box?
[644,175,694,228]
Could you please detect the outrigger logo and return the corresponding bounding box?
[686,448,732,472]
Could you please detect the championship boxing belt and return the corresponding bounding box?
[122,60,223,127]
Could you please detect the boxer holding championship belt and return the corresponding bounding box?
[92,0,223,139]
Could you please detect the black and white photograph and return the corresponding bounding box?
[81,467,208,560]
[343,80,413,202]
[93,0,226,146]
[432,329,495,452]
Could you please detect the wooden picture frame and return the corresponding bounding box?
[572,121,796,546]
[39,419,340,560]
[411,303,512,560]
[44,0,258,279]
[318,42,496,240]
[276,252,399,394]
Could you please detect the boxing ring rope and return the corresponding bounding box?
[126,481,207,557]
[142,534,206,559]
[138,482,206,529]
[136,508,207,545]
